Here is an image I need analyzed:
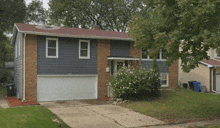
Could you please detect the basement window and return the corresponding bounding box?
[46,38,58,58]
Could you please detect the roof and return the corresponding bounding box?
[14,23,132,41]
[200,58,220,67]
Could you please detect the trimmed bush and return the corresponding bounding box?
[108,60,161,100]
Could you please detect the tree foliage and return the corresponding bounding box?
[128,0,220,72]
[25,0,48,24]
[48,0,144,32]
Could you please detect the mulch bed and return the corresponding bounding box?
[7,97,40,107]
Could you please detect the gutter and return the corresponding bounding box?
[23,33,26,102]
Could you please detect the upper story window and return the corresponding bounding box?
[215,47,220,58]
[79,40,90,59]
[142,49,167,60]
[46,38,58,58]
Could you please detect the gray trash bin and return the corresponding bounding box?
[200,85,207,93]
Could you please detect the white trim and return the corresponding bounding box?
[211,68,215,92]
[107,57,139,60]
[37,74,97,77]
[141,59,167,61]
[46,38,58,58]
[18,31,133,41]
[23,33,26,101]
[199,61,214,67]
[160,73,169,87]
[79,40,90,59]
[178,58,180,83]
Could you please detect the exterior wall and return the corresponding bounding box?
[110,40,130,57]
[24,34,38,101]
[14,32,22,99]
[179,60,211,92]
[37,36,97,75]
[97,39,110,98]
[168,60,178,87]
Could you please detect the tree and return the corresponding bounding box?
[48,0,144,32]
[25,0,48,24]
[128,0,220,72]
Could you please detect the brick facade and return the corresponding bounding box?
[168,60,178,87]
[97,39,110,98]
[23,34,38,101]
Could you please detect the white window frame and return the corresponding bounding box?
[46,38,58,58]
[141,49,167,61]
[79,40,90,59]
[160,73,169,87]
[214,47,220,58]
[15,42,17,58]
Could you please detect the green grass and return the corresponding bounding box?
[0,106,70,128]
[0,86,7,95]
[121,88,220,124]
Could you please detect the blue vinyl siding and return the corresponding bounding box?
[141,60,168,73]
[14,32,22,99]
[37,36,97,75]
[110,40,130,57]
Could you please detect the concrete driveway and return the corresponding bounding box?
[40,100,165,128]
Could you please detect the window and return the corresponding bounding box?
[215,47,220,58]
[79,40,90,59]
[142,49,167,60]
[160,73,168,87]
[46,38,58,58]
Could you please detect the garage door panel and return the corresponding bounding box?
[37,76,97,101]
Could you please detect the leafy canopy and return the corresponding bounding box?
[48,0,145,32]
[128,0,220,72]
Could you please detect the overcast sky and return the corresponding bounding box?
[25,0,50,10]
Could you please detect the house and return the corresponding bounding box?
[179,46,220,93]
[11,23,178,102]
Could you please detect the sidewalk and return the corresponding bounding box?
[148,119,220,128]
[0,97,9,109]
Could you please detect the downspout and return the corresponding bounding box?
[23,33,26,102]
[212,67,217,93]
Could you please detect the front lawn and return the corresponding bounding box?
[0,106,70,128]
[121,88,220,124]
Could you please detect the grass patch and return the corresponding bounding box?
[0,106,70,128]
[120,88,220,124]
[188,124,220,128]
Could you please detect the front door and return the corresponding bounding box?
[113,60,125,75]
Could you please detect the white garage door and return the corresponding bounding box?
[37,75,97,101]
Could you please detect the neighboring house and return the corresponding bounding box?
[179,46,220,93]
[11,23,178,102]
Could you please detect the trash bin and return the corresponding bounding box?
[200,85,207,93]
[183,83,188,89]
[6,84,16,97]
[193,82,200,92]
[188,81,197,90]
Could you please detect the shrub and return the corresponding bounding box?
[108,60,161,100]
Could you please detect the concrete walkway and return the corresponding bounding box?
[40,101,165,128]
[0,97,9,109]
